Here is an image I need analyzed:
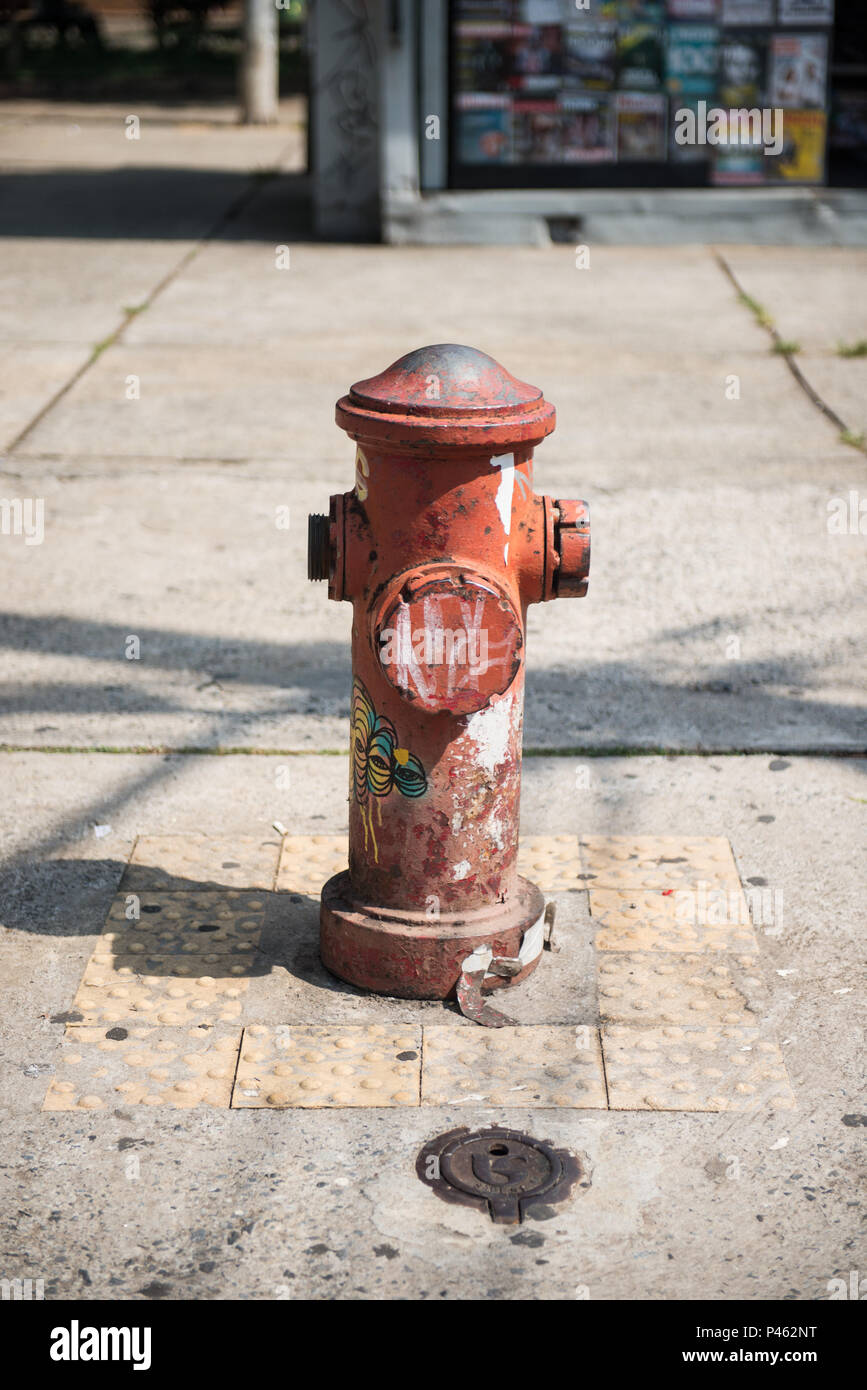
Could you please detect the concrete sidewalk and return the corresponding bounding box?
[0,105,864,1303]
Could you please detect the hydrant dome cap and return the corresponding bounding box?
[349,344,544,418]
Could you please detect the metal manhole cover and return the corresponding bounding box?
[417,1126,583,1225]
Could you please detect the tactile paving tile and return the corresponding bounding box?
[590,888,759,953]
[579,836,742,890]
[232,1024,422,1108]
[71,951,255,1027]
[121,836,282,891]
[100,890,266,955]
[598,951,769,1027]
[516,835,583,891]
[275,836,348,896]
[602,1025,796,1112]
[43,1025,241,1110]
[422,1024,607,1108]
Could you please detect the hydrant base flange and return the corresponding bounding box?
[320,871,546,1001]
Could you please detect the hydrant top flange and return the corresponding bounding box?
[336,343,556,451]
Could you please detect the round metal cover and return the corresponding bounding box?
[348,344,543,418]
[417,1125,583,1225]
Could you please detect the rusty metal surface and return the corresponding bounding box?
[417,1125,584,1224]
[309,344,590,1000]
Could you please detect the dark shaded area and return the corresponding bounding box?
[0,166,312,239]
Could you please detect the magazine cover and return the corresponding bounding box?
[719,0,772,22]
[669,96,711,160]
[456,0,515,19]
[769,34,828,109]
[510,23,563,91]
[518,0,571,20]
[777,0,834,23]
[455,94,514,163]
[710,136,767,184]
[560,93,617,160]
[618,1,665,19]
[767,108,827,180]
[719,33,766,107]
[616,91,667,158]
[617,23,666,90]
[666,24,719,98]
[563,21,618,91]
[512,100,566,161]
[666,0,718,17]
[454,23,514,93]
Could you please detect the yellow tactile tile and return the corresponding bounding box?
[421,1024,607,1108]
[597,951,768,1027]
[101,890,266,955]
[602,1025,796,1112]
[43,1025,241,1110]
[121,835,282,891]
[579,836,742,890]
[71,951,255,1027]
[231,1025,421,1108]
[591,888,759,953]
[516,835,583,891]
[275,836,348,896]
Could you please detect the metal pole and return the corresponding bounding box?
[240,0,279,125]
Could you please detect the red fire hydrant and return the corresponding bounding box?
[308,344,589,1001]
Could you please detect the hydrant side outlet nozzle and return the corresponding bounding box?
[307,344,591,1000]
[307,513,330,582]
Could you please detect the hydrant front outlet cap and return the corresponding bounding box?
[307,344,591,1000]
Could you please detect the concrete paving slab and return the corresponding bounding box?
[590,887,758,954]
[421,1025,606,1109]
[0,116,302,172]
[0,239,199,347]
[3,462,863,752]
[122,834,282,891]
[44,1024,241,1111]
[597,951,769,1029]
[794,355,867,438]
[232,1024,422,1109]
[0,343,92,448]
[101,889,267,956]
[0,752,861,1298]
[721,247,867,354]
[118,244,768,355]
[602,1025,796,1113]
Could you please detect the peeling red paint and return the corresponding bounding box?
[308,344,591,999]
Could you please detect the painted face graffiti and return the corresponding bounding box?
[351,679,427,861]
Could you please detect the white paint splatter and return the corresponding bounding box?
[453,860,471,881]
[491,453,515,564]
[464,689,515,779]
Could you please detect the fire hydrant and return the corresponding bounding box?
[307,344,589,1000]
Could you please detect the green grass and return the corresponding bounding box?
[840,428,866,450]
[837,340,867,358]
[772,339,801,355]
[738,292,774,331]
